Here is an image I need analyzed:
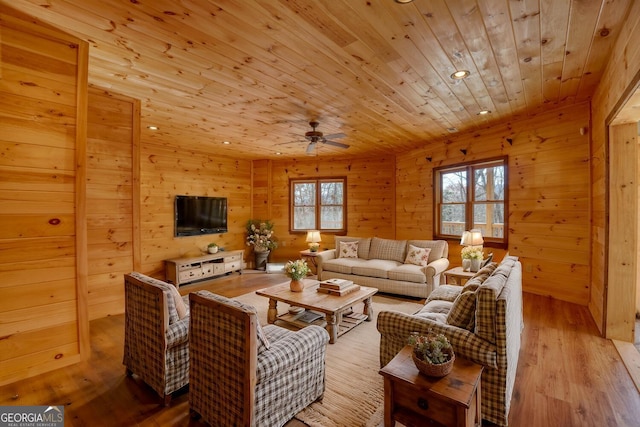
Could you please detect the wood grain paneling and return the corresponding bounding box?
[591,1,640,337]
[396,103,591,305]
[0,5,87,386]
[86,88,137,320]
[139,143,252,278]
[251,157,397,263]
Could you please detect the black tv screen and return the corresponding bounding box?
[175,195,228,236]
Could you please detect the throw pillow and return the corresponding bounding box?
[168,284,188,320]
[339,241,359,258]
[447,290,476,331]
[404,244,431,267]
[256,323,270,352]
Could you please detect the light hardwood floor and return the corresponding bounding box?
[1,272,639,426]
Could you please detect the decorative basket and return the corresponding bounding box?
[412,350,455,378]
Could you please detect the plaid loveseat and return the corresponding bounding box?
[317,236,450,298]
[123,272,190,405]
[377,256,523,426]
[188,291,329,427]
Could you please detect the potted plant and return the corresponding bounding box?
[408,332,455,377]
[284,259,310,292]
[207,243,219,254]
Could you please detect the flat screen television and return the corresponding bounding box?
[175,195,228,236]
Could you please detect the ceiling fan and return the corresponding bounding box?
[300,121,349,154]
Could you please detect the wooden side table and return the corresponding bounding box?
[379,345,483,427]
[443,266,476,286]
[300,249,323,275]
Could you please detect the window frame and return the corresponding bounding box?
[433,156,508,248]
[289,177,347,234]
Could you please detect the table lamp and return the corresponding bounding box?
[460,229,484,271]
[306,230,321,252]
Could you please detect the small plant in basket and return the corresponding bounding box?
[408,332,455,377]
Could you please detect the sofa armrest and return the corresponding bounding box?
[256,325,329,381]
[166,317,189,348]
[316,249,336,278]
[377,310,497,369]
[424,257,450,286]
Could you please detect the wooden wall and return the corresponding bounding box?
[138,144,252,277]
[396,103,592,305]
[0,6,89,385]
[86,88,139,320]
[251,156,397,262]
[591,1,640,337]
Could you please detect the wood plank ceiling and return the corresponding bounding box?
[4,0,632,159]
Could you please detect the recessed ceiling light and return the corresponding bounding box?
[223,141,231,145]
[451,70,470,80]
[478,110,491,115]
[275,152,282,155]
[447,127,458,133]
[147,125,159,130]
[394,0,414,3]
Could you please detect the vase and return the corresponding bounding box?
[254,250,270,270]
[470,258,481,272]
[208,246,218,254]
[462,259,471,272]
[290,279,305,292]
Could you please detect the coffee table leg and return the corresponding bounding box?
[325,313,338,344]
[267,299,278,324]
[363,297,374,321]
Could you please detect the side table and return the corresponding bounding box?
[379,345,483,427]
[443,266,476,286]
[299,249,324,275]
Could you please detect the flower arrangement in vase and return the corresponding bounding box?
[461,246,483,272]
[284,259,310,292]
[245,219,278,252]
[408,332,455,377]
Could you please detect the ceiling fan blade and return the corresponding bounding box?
[323,132,346,140]
[323,140,350,149]
[306,142,317,154]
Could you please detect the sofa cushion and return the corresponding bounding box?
[447,291,476,331]
[418,299,453,315]
[168,283,188,320]
[388,264,427,283]
[404,244,431,267]
[338,241,359,258]
[368,237,407,263]
[408,240,447,264]
[322,258,364,274]
[412,311,448,324]
[335,236,371,259]
[462,262,498,292]
[426,284,462,303]
[351,259,400,279]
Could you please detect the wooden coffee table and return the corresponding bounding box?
[255,279,377,344]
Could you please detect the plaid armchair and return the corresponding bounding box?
[188,290,329,427]
[123,272,190,405]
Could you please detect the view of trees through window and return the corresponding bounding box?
[291,179,345,231]
[436,158,506,241]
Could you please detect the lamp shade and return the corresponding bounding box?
[461,229,484,246]
[306,230,321,243]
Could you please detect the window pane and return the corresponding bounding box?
[440,204,465,236]
[293,206,316,229]
[320,182,343,204]
[294,183,316,205]
[442,171,467,203]
[473,203,505,238]
[475,165,505,201]
[320,206,343,229]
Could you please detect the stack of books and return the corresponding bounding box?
[317,278,361,296]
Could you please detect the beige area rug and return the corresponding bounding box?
[235,291,423,427]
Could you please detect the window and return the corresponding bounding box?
[434,157,507,246]
[290,178,346,233]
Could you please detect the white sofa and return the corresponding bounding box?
[316,236,449,298]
